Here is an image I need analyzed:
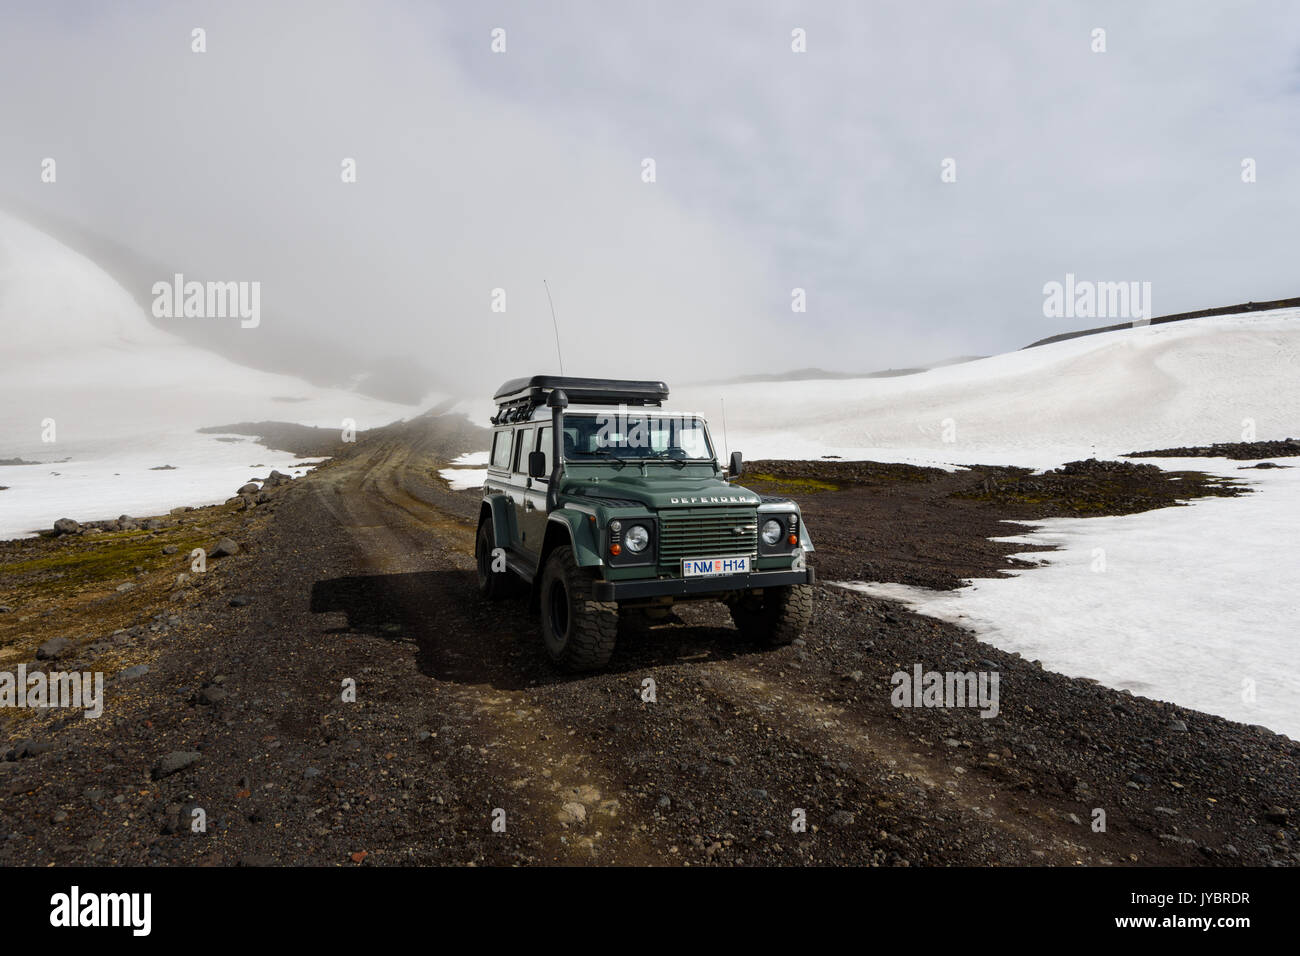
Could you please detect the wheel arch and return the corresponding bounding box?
[478,494,514,550]
[533,511,603,602]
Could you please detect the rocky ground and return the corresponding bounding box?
[1124,438,1300,460]
[0,415,1296,866]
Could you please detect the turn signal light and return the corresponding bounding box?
[610,543,622,556]
[788,534,798,545]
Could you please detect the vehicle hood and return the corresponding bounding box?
[561,473,761,510]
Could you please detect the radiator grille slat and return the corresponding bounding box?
[657,507,757,573]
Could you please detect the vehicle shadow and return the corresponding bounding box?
[309,569,769,690]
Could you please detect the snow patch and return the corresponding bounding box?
[839,457,1300,739]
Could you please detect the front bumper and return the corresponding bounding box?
[592,566,815,601]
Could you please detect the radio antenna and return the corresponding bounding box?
[720,397,730,462]
[543,279,564,375]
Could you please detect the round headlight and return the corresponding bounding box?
[761,519,783,545]
[624,524,650,553]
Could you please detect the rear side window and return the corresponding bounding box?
[490,430,512,470]
[512,427,534,473]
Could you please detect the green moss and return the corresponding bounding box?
[1,529,206,588]
[748,473,840,493]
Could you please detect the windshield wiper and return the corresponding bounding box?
[646,449,690,467]
[585,448,630,467]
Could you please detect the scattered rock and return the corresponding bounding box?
[558,802,587,825]
[151,751,202,779]
[209,538,241,558]
[36,637,73,660]
[197,686,228,706]
[6,739,55,760]
[52,518,80,535]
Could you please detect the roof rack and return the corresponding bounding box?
[491,375,668,424]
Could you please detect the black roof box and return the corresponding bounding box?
[493,375,669,408]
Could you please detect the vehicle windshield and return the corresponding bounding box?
[562,412,714,462]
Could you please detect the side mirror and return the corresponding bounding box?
[528,450,548,479]
[728,451,744,477]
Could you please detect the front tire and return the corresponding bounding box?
[539,545,618,670]
[729,584,813,646]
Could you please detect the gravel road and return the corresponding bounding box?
[1,414,1296,866]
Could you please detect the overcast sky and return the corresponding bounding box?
[2,0,1298,396]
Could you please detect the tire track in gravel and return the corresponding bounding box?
[690,660,1090,864]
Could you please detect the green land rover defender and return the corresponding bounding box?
[475,376,815,670]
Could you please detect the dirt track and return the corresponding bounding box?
[1,414,1297,866]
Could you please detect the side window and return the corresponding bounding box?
[512,427,534,474]
[490,430,512,470]
[536,427,552,480]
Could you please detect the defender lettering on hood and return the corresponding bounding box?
[669,496,759,505]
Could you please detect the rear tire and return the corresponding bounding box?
[476,518,514,601]
[729,584,813,646]
[540,545,619,670]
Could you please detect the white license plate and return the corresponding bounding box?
[681,555,750,577]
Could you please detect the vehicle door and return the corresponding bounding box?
[508,425,544,562]
[506,426,535,555]
[518,425,551,564]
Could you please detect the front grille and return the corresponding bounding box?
[657,507,757,574]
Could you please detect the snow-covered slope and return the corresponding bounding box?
[0,211,426,537]
[676,311,1300,468]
